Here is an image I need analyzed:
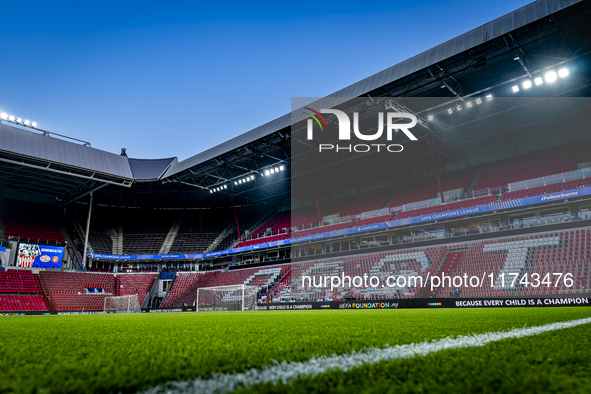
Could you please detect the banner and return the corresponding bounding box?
[92,186,591,261]
[17,243,64,268]
[257,294,591,310]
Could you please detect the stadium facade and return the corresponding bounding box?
[1,0,591,312]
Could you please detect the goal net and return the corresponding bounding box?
[103,295,141,313]
[196,284,258,312]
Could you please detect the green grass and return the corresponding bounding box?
[0,307,590,394]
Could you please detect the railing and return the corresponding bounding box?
[508,167,591,191]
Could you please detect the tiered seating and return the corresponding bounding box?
[291,205,329,229]
[292,222,352,238]
[116,273,158,306]
[161,271,219,307]
[0,295,47,311]
[323,188,393,218]
[353,213,396,227]
[237,233,289,248]
[169,209,234,253]
[40,271,115,311]
[386,167,477,209]
[394,195,497,219]
[472,143,591,191]
[433,229,591,297]
[500,177,591,202]
[122,209,177,254]
[249,212,289,238]
[80,205,116,255]
[289,246,446,301]
[260,268,292,302]
[205,266,284,290]
[0,270,39,293]
[1,199,64,244]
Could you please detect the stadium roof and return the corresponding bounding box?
[0,123,133,179]
[1,0,590,207]
[162,0,585,180]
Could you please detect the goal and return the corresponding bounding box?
[103,295,141,313]
[196,284,258,312]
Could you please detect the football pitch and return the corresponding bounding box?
[1,307,591,394]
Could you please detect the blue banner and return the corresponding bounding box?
[92,186,591,261]
[91,253,202,261]
[17,243,64,268]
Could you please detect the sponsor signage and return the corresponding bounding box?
[17,243,64,268]
[257,295,590,310]
[93,186,591,261]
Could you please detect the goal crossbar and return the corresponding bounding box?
[196,284,258,312]
[103,295,141,313]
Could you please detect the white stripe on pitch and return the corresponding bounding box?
[141,317,591,394]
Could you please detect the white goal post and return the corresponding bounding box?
[103,295,141,313]
[196,284,258,312]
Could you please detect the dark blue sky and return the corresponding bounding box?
[0,0,532,161]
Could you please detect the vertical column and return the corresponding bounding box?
[81,192,93,269]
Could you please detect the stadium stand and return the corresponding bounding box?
[40,271,115,311]
[169,209,234,253]
[121,209,177,254]
[500,177,591,202]
[429,229,591,297]
[393,195,497,220]
[472,143,591,191]
[1,199,64,244]
[386,167,478,209]
[0,269,39,293]
[115,273,158,306]
[160,271,219,307]
[0,295,47,311]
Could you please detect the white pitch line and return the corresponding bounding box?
[141,317,591,394]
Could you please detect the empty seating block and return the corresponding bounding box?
[116,273,158,306]
[1,199,64,244]
[0,295,48,311]
[41,271,115,311]
[472,143,591,191]
[0,270,40,293]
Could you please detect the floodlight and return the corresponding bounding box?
[512,85,519,93]
[558,68,569,78]
[264,170,270,176]
[534,77,543,85]
[234,182,237,185]
[523,80,532,89]
[545,71,557,83]
[8,115,15,121]
[447,108,453,115]
[475,98,482,105]
[456,105,462,111]
[486,95,493,101]
[427,114,433,121]
[270,169,275,174]
[24,120,30,125]
[210,190,213,193]
[31,122,37,128]
[16,118,22,123]
[274,167,279,172]
[239,180,242,184]
[466,101,472,108]
[224,185,227,189]
[250,175,255,180]
[0,113,7,120]
[279,166,284,171]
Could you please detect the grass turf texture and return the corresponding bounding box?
[0,308,589,394]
